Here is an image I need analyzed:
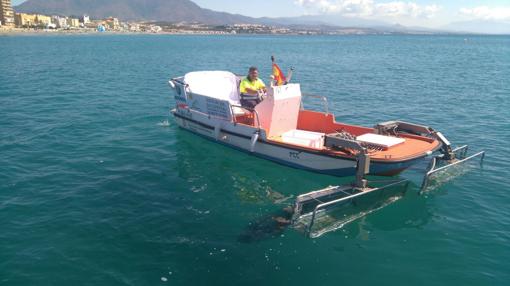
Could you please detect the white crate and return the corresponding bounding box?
[281,129,325,149]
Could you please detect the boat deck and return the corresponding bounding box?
[234,109,440,162]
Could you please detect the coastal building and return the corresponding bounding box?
[84,19,99,29]
[36,14,51,26]
[0,0,15,27]
[15,13,36,27]
[15,13,51,28]
[128,23,140,32]
[67,18,80,28]
[52,15,67,29]
[104,17,119,30]
[150,25,162,33]
[15,13,38,27]
[80,15,90,24]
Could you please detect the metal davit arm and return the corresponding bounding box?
[375,120,460,160]
[375,120,486,193]
[322,136,370,189]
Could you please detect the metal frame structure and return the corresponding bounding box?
[293,179,409,237]
[420,145,485,193]
[291,120,485,237]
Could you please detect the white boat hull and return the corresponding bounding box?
[173,110,419,177]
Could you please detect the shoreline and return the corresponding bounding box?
[0,27,505,37]
[0,27,226,36]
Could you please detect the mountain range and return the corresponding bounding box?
[12,0,405,28]
[14,0,257,25]
[443,20,510,35]
[14,0,510,34]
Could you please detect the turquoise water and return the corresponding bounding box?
[1,35,509,285]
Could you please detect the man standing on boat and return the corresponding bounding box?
[240,66,266,108]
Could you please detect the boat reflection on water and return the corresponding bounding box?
[172,130,463,242]
[173,127,344,198]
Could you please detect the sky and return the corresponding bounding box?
[11,0,510,28]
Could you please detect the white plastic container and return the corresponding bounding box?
[281,129,325,149]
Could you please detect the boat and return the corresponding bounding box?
[168,70,485,237]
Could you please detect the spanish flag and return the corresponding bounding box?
[272,60,287,86]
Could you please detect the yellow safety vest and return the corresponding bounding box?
[240,77,265,94]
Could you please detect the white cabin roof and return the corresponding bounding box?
[184,71,240,104]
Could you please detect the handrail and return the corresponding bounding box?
[230,104,261,130]
[171,78,186,86]
[302,93,329,114]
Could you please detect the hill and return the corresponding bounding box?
[443,20,510,35]
[14,0,257,24]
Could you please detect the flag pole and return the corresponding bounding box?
[270,55,276,86]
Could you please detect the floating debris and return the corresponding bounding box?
[266,189,293,204]
[157,120,170,127]
[238,206,294,243]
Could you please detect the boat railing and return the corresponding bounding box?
[170,78,186,86]
[301,93,329,114]
[230,104,261,130]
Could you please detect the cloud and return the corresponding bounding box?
[376,2,440,19]
[459,6,510,21]
[295,0,374,15]
[295,0,440,18]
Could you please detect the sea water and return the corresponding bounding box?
[1,34,509,285]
